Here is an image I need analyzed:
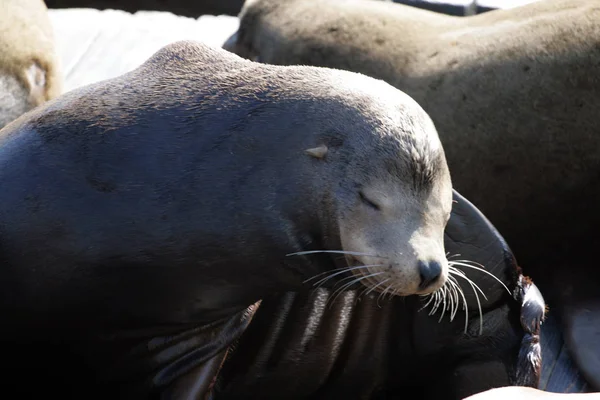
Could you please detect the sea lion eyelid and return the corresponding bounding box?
[359,190,380,210]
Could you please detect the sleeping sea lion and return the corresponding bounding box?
[0,40,543,399]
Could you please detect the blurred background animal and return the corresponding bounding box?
[0,0,62,129]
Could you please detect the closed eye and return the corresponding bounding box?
[359,191,380,211]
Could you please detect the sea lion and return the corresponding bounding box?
[0,0,62,130]
[465,387,600,400]
[223,0,600,389]
[0,40,542,398]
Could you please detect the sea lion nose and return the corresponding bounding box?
[418,260,442,290]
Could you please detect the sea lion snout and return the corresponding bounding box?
[340,221,449,296]
[417,259,443,290]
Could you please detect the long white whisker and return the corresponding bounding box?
[304,264,374,283]
[447,276,461,321]
[446,253,462,260]
[328,272,385,307]
[432,290,443,316]
[428,291,439,316]
[450,269,484,335]
[447,277,468,332]
[386,285,397,301]
[418,293,436,312]
[449,266,488,301]
[438,286,448,323]
[310,264,384,286]
[365,278,391,297]
[447,284,456,320]
[377,285,392,308]
[449,260,511,294]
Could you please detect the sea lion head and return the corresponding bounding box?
[299,71,453,296]
[0,0,62,129]
[0,62,49,129]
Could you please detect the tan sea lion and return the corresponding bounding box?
[0,0,62,129]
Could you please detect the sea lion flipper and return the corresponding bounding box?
[514,276,545,387]
[444,189,543,388]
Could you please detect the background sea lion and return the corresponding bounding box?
[223,0,600,389]
[0,40,542,398]
[465,387,600,400]
[0,0,62,130]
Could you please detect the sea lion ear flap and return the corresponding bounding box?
[24,62,47,105]
[304,145,328,160]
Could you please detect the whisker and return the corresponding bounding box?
[364,278,391,297]
[386,285,397,302]
[450,279,460,320]
[377,285,392,308]
[418,292,436,312]
[446,253,462,260]
[448,260,511,294]
[328,272,385,307]
[309,264,384,286]
[435,291,443,315]
[438,286,448,323]
[449,267,488,301]
[449,282,458,320]
[327,272,367,290]
[451,276,464,320]
[304,264,373,283]
[427,291,438,315]
[447,277,469,332]
[450,269,484,335]
[447,276,460,321]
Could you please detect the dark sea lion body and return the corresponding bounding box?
[0,0,62,129]
[0,41,542,398]
[224,0,600,388]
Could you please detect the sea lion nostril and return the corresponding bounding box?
[418,260,442,290]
